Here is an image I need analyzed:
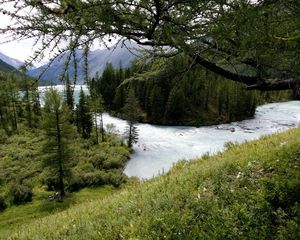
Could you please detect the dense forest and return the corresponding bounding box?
[0,71,130,211]
[89,55,292,126]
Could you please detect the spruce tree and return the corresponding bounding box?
[123,88,140,149]
[0,73,20,134]
[164,87,185,122]
[42,88,74,199]
[65,74,74,110]
[76,88,93,139]
[149,85,164,122]
[89,89,105,144]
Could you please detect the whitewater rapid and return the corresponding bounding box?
[102,101,300,179]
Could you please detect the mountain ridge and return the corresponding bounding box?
[0,52,24,69]
[27,42,140,85]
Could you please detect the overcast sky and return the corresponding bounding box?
[0,11,37,63]
[0,12,114,67]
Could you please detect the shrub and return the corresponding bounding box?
[9,183,33,205]
[67,174,84,192]
[82,172,105,187]
[41,175,59,191]
[0,195,7,211]
[103,170,127,187]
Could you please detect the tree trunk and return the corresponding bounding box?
[128,123,132,148]
[94,111,99,144]
[100,113,104,142]
[55,109,65,199]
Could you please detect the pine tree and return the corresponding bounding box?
[100,63,116,108]
[42,88,74,200]
[123,88,140,149]
[76,88,93,139]
[89,89,105,144]
[0,73,20,134]
[149,85,164,122]
[164,87,185,123]
[65,74,74,110]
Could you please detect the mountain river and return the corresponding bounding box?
[39,86,300,179]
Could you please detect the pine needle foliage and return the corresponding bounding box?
[42,88,75,199]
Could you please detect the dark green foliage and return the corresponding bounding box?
[65,74,74,110]
[0,73,20,134]
[96,63,126,109]
[164,87,185,121]
[42,88,75,198]
[0,97,130,211]
[0,71,41,135]
[149,85,164,122]
[0,59,17,73]
[9,183,33,205]
[76,88,93,139]
[88,87,105,144]
[0,195,7,211]
[67,170,127,192]
[91,56,291,126]
[19,72,41,129]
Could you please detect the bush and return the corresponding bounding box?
[9,183,33,205]
[67,174,84,192]
[103,170,128,187]
[0,195,7,211]
[82,172,105,187]
[42,176,59,191]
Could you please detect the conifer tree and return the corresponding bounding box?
[100,63,116,108]
[76,88,93,139]
[42,88,74,199]
[89,89,105,144]
[65,74,74,110]
[149,85,164,122]
[0,73,20,134]
[164,87,185,122]
[123,88,141,149]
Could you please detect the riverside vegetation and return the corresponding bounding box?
[0,71,130,218]
[1,123,299,239]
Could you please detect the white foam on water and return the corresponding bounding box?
[102,101,300,179]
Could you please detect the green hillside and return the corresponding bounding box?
[0,59,17,73]
[2,127,300,239]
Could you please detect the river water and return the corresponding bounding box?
[38,86,300,179]
[103,101,300,179]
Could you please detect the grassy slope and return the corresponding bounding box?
[2,127,300,239]
[0,186,116,236]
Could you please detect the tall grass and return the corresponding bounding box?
[2,127,300,239]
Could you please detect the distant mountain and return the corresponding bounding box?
[0,52,24,69]
[28,41,140,85]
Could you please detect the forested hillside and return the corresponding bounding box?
[90,56,291,126]
[0,59,17,74]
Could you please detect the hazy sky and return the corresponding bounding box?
[0,13,114,66]
[0,12,36,62]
